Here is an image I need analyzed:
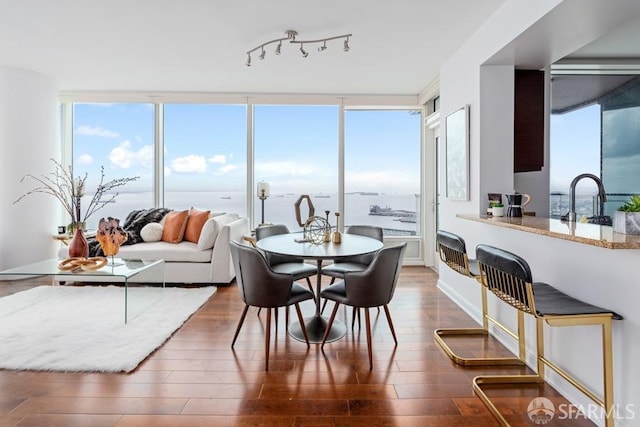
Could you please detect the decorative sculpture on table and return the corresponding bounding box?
[294,194,315,227]
[304,216,331,245]
[96,217,128,264]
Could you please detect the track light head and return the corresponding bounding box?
[259,48,266,60]
[275,42,281,55]
[343,37,350,52]
[300,44,308,58]
[318,41,327,52]
[246,54,251,67]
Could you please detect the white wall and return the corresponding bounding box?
[438,0,640,425]
[0,67,60,270]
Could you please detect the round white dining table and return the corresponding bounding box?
[256,233,383,343]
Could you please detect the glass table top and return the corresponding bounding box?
[0,258,163,279]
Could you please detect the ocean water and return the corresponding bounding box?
[84,191,421,236]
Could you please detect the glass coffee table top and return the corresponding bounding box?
[0,258,163,278]
[0,258,165,323]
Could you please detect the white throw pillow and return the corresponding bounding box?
[140,222,164,242]
[197,213,238,250]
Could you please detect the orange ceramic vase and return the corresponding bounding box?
[69,228,89,258]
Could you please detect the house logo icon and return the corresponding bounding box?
[527,397,555,425]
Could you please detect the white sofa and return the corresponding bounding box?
[59,212,249,285]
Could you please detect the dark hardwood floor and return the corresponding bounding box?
[0,267,595,426]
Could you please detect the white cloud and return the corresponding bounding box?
[77,154,93,165]
[216,164,240,175]
[109,140,153,169]
[209,154,227,164]
[171,155,207,173]
[76,125,119,138]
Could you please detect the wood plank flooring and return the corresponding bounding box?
[0,267,595,426]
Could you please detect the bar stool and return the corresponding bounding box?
[474,244,622,427]
[434,230,524,366]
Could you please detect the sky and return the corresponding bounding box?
[72,104,421,195]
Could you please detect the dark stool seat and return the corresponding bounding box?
[532,282,623,319]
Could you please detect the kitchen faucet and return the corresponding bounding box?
[567,173,607,222]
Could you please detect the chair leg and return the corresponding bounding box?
[231,304,250,348]
[265,308,271,371]
[320,278,337,314]
[383,305,398,346]
[274,306,278,332]
[364,308,373,370]
[305,276,315,296]
[351,307,361,330]
[321,302,340,348]
[294,303,310,347]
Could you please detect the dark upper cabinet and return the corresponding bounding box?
[514,69,544,172]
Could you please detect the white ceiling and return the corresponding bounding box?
[0,0,507,95]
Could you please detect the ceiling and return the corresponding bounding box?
[0,0,507,95]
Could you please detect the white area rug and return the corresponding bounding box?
[0,285,215,373]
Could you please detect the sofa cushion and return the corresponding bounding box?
[184,207,211,243]
[197,213,239,250]
[118,241,213,263]
[161,210,189,243]
[141,222,163,242]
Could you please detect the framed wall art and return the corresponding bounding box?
[445,105,469,200]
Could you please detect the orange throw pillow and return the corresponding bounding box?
[161,210,189,243]
[184,207,211,243]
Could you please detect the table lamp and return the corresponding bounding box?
[257,181,269,225]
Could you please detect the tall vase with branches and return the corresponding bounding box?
[14,158,139,258]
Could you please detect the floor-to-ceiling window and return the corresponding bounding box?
[163,104,247,215]
[66,100,426,262]
[344,109,422,236]
[253,105,338,231]
[72,103,154,228]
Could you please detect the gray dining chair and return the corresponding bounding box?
[320,225,384,322]
[255,224,316,295]
[229,240,314,371]
[320,242,406,370]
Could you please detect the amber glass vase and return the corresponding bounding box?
[68,228,89,258]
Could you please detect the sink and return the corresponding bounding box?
[586,215,612,226]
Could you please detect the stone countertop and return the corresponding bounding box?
[457,214,640,249]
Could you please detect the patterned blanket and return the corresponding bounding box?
[88,208,171,257]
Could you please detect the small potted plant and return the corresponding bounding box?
[491,202,504,217]
[613,195,640,234]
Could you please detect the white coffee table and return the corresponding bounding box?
[0,258,165,323]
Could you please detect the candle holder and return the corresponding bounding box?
[324,210,331,242]
[331,212,342,243]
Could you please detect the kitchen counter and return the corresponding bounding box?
[457,214,640,249]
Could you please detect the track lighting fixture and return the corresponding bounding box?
[245,30,351,66]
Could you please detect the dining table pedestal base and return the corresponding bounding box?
[289,315,346,344]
